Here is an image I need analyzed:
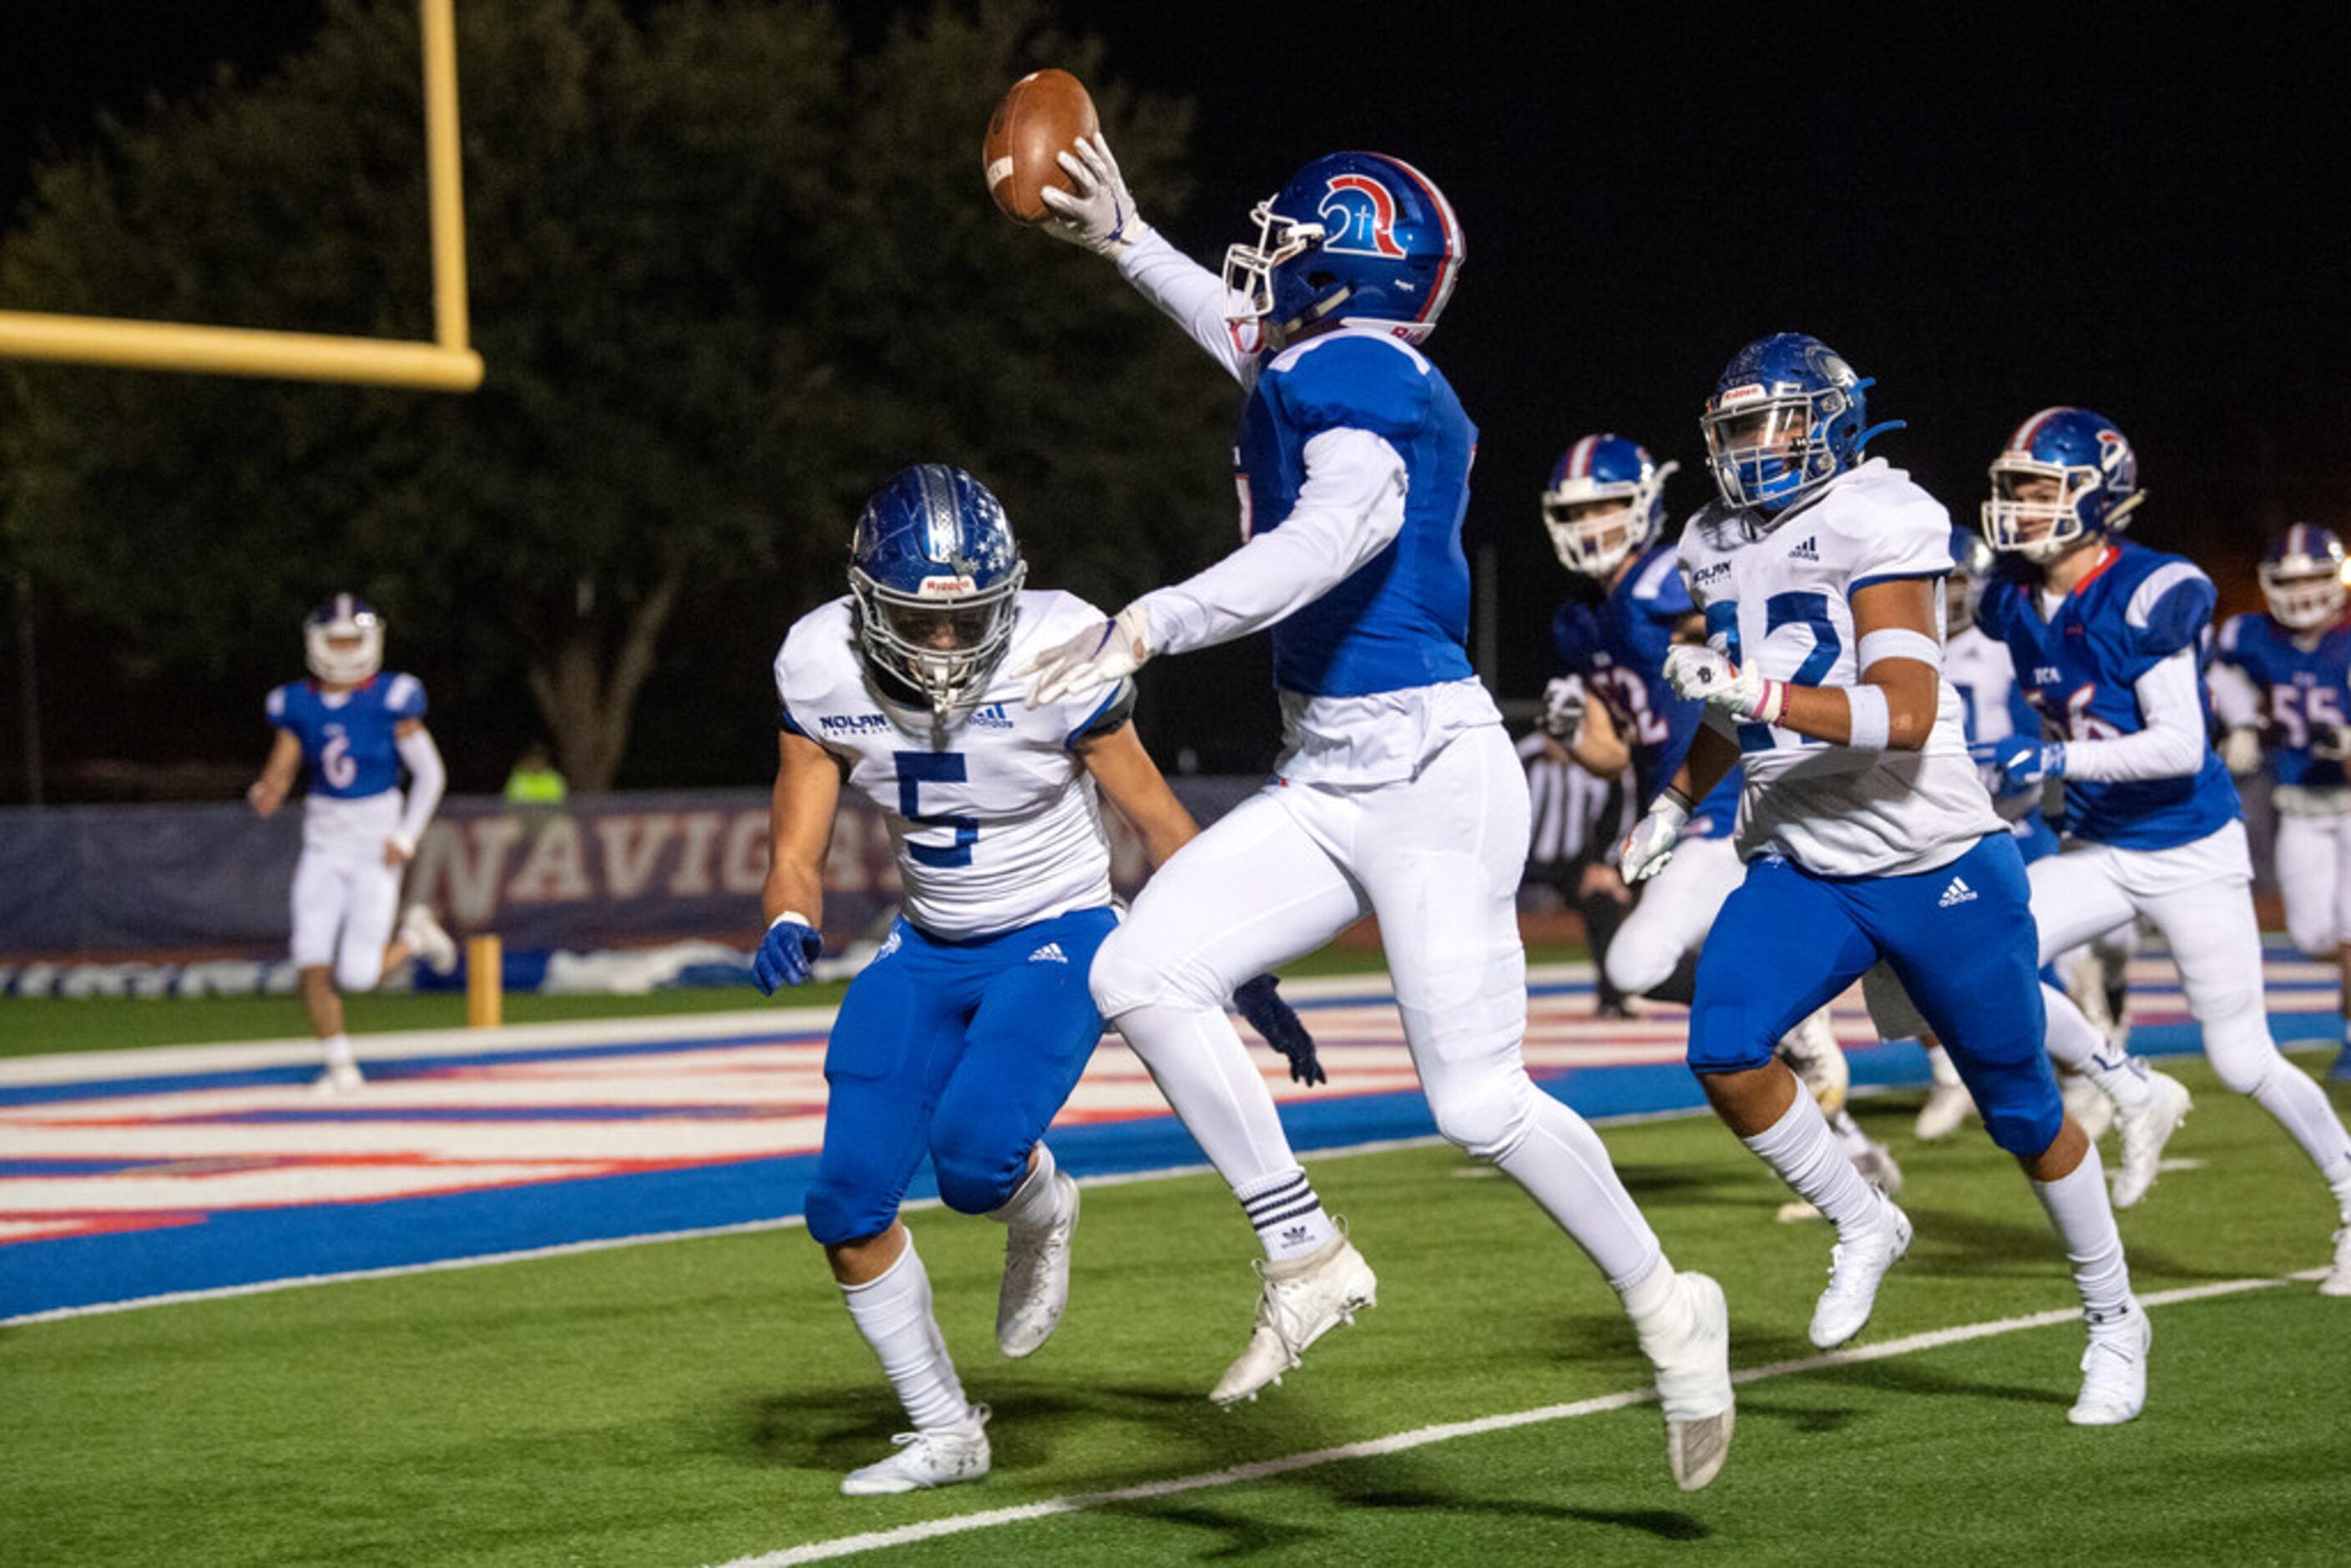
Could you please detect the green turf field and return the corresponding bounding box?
[8,1053,2346,1567]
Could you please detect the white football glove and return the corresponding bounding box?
[1539,675,1587,741]
[1620,789,1692,883]
[1664,644,1786,725]
[1020,604,1152,707]
[1039,134,1147,255]
[2220,726,2263,777]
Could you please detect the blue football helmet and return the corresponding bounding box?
[1979,407,2143,562]
[847,465,1027,713]
[1540,433,1680,579]
[1700,332,1899,513]
[1944,524,1997,635]
[2261,523,2349,630]
[304,593,383,685]
[1221,151,1464,348]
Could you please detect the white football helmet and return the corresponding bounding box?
[305,594,384,685]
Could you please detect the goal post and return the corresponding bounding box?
[0,0,482,392]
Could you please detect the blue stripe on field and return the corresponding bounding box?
[3,992,2339,1320]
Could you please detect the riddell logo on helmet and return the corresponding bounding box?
[1715,383,1766,408]
[1318,174,1406,259]
[918,575,976,597]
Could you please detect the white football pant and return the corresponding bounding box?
[2274,810,2351,961]
[1093,724,1663,1286]
[2029,820,2351,1176]
[291,848,403,992]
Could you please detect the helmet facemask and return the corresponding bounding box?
[850,563,1027,715]
[1540,459,1676,579]
[1702,391,1843,512]
[1979,458,2132,563]
[2261,552,2348,630]
[1222,199,1330,345]
[305,604,384,685]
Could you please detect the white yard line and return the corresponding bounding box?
[710,1271,2323,1568]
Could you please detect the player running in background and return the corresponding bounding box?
[760,465,1320,1496]
[1542,433,1893,1201]
[2211,524,2351,1084]
[1635,335,2151,1424]
[1024,139,1736,1490]
[247,595,455,1093]
[1976,408,2351,1292]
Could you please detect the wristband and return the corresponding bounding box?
[771,910,815,930]
[1844,685,1891,752]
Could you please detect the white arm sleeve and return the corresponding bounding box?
[2059,648,2211,784]
[1133,428,1408,658]
[2205,657,2263,731]
[1114,228,1256,384]
[392,726,447,848]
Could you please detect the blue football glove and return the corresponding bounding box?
[1234,974,1325,1086]
[753,915,824,994]
[1979,735,2066,792]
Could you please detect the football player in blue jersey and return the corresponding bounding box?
[1020,139,1735,1490]
[1541,432,1893,1204]
[759,465,1321,1495]
[1631,336,2151,1424]
[2212,525,2351,1085]
[1976,408,2351,1295]
[248,595,456,1093]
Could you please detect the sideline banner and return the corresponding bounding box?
[0,780,1261,958]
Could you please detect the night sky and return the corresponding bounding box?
[7,3,2348,780]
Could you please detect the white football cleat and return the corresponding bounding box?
[1913,1080,1978,1142]
[2068,1304,2150,1426]
[312,1060,365,1096]
[1636,1271,1735,1491]
[1777,1009,1849,1117]
[997,1172,1079,1358]
[2110,1070,2192,1210]
[1210,1230,1377,1407]
[2061,1073,2115,1144]
[2322,1227,2351,1298]
[840,1405,991,1496]
[399,903,459,974]
[1808,1196,1912,1350]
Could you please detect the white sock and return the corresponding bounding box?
[840,1234,976,1434]
[1928,1044,1963,1090]
[1742,1090,1884,1237]
[322,1033,356,1068]
[2242,1062,2351,1213]
[2030,1145,2134,1328]
[1494,1096,1665,1287]
[987,1142,1065,1233]
[1236,1168,1337,1262]
[2041,982,2150,1105]
[1617,1253,1682,1338]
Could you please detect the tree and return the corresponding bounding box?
[0,0,1235,791]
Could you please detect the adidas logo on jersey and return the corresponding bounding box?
[1790,535,1820,562]
[969,702,1014,731]
[1029,943,1069,964]
[1938,876,1978,908]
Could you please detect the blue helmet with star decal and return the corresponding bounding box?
[1700,332,1900,513]
[848,465,1026,712]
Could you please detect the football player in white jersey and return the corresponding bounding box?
[248,595,456,1093]
[1629,334,2150,1424]
[760,466,1321,1496]
[1020,139,1736,1490]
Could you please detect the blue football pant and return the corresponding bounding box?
[804,907,1115,1247]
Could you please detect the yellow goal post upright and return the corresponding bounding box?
[0,0,482,392]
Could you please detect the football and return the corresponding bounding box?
[983,68,1100,224]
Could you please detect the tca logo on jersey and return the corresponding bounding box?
[1317,174,1407,259]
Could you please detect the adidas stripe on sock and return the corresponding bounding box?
[1236,1169,1337,1262]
